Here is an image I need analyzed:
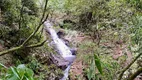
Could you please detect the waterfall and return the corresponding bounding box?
[44,20,76,80]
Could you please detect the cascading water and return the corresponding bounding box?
[44,20,76,80]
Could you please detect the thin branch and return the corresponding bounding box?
[21,0,49,46]
[0,40,47,56]
[26,40,47,48]
[40,14,49,38]
[40,0,48,24]
[118,52,142,80]
[42,13,49,24]
[0,0,49,56]
[0,46,23,56]
[128,68,142,80]
[19,4,24,29]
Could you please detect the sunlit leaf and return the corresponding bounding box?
[10,67,20,79]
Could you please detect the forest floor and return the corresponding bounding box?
[62,29,139,80]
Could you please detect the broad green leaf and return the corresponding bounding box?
[17,64,26,78]
[94,54,103,74]
[25,68,34,77]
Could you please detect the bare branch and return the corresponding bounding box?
[128,68,142,80]
[21,0,49,46]
[0,46,23,56]
[118,52,142,80]
[0,40,47,56]
[26,40,47,48]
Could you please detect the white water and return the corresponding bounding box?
[44,20,76,80]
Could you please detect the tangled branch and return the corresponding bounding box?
[0,0,49,56]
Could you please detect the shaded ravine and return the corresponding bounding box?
[44,20,76,80]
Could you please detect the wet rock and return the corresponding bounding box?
[50,53,70,69]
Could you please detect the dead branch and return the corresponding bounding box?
[118,52,142,80]
[128,68,142,80]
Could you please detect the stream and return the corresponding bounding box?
[44,20,76,80]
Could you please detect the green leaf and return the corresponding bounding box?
[10,67,20,79]
[17,69,25,79]
[25,68,34,77]
[94,54,103,74]
[87,68,92,80]
[0,63,7,68]
[87,58,96,80]
[17,64,26,78]
[8,75,19,80]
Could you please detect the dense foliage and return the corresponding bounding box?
[0,0,41,48]
[0,0,142,80]
[0,64,35,80]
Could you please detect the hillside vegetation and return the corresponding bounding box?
[0,0,142,80]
